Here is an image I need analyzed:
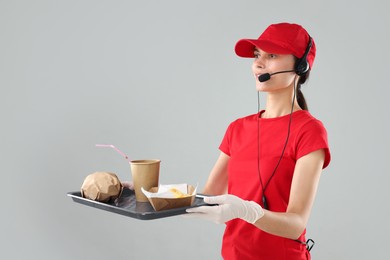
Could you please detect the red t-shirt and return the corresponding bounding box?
[219,110,331,260]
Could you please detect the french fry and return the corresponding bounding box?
[169,188,190,198]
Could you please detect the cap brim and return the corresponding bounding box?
[235,39,294,58]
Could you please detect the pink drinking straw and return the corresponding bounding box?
[95,144,131,163]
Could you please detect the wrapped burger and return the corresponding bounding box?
[81,172,123,202]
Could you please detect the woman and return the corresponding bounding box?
[186,22,331,260]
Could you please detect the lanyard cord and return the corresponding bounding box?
[257,78,297,209]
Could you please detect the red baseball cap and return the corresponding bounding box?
[235,23,316,69]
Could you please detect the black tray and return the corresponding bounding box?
[67,188,210,220]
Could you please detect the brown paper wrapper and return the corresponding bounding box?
[81,172,123,202]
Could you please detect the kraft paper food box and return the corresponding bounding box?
[142,184,196,211]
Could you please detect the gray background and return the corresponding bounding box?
[1,0,389,259]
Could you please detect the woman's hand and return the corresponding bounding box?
[121,181,134,190]
[186,194,264,224]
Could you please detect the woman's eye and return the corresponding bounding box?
[269,54,277,59]
[254,53,260,58]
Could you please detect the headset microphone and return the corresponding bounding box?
[256,35,313,211]
[258,70,295,82]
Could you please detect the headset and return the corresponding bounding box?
[294,36,313,76]
[257,34,316,251]
[257,35,313,210]
[258,36,313,82]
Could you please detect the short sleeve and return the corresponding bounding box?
[296,120,331,169]
[219,122,234,156]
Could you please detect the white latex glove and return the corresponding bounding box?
[186,194,264,224]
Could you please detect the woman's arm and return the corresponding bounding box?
[187,149,325,240]
[253,149,325,239]
[202,152,230,195]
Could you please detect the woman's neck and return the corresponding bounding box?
[262,91,301,118]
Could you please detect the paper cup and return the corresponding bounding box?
[130,159,160,202]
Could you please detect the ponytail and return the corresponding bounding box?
[296,70,310,111]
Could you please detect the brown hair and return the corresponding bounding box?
[296,70,310,111]
[294,53,310,111]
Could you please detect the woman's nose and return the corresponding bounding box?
[253,57,265,68]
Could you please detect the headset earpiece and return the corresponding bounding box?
[295,36,312,76]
